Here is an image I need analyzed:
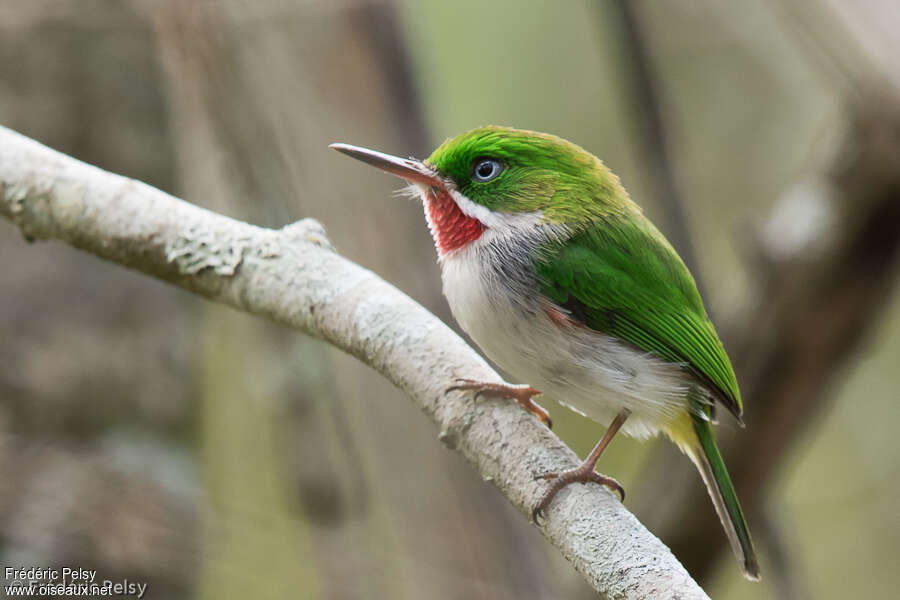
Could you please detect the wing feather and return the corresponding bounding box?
[535,214,743,418]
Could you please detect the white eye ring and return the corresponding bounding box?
[472,158,504,182]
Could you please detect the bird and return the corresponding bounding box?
[330,126,759,581]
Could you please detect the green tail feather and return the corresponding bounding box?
[690,416,760,581]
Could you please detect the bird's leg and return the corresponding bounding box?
[533,409,631,521]
[447,379,552,428]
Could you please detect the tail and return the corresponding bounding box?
[687,416,760,581]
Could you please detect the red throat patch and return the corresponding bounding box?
[424,188,486,255]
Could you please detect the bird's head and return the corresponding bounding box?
[331,126,633,257]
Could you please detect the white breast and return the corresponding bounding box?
[439,233,692,440]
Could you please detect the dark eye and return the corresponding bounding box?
[472,158,503,182]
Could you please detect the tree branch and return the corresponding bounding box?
[630,0,900,576]
[635,97,900,582]
[605,0,704,294]
[0,125,709,600]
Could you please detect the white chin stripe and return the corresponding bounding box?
[449,189,502,227]
[449,189,547,233]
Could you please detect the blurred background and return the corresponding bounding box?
[1,1,899,598]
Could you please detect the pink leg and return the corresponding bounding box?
[533,409,631,521]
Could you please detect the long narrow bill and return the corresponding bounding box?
[330,143,444,188]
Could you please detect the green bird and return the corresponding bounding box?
[331,126,759,580]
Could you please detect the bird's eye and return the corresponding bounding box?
[472,158,504,182]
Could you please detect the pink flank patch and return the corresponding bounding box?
[425,188,486,254]
[543,301,588,330]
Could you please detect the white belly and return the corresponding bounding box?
[440,245,692,440]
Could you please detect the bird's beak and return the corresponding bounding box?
[329,143,444,188]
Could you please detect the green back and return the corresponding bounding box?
[535,212,743,418]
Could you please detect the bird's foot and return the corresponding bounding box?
[447,379,552,428]
[532,465,624,522]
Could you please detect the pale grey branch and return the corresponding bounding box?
[0,125,708,600]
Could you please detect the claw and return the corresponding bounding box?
[532,467,625,522]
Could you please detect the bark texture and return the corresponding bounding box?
[0,125,709,600]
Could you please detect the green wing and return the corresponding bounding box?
[534,213,742,418]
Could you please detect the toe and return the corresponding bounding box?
[591,474,625,501]
[445,379,476,393]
